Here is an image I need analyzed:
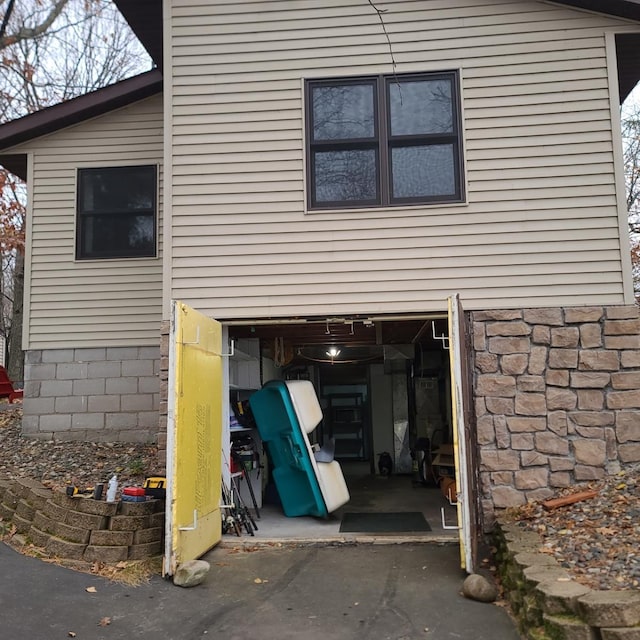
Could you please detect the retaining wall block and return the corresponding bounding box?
[83,545,128,563]
[128,540,162,560]
[577,591,640,628]
[66,510,108,531]
[12,514,32,534]
[601,629,640,640]
[15,499,36,522]
[89,529,134,547]
[3,489,19,510]
[45,536,87,560]
[543,614,599,640]
[53,520,91,544]
[117,500,157,517]
[133,527,163,545]
[109,515,150,531]
[536,582,592,616]
[42,499,69,522]
[27,487,53,511]
[27,526,51,548]
[72,498,118,517]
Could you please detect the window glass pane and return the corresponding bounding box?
[80,166,155,213]
[81,213,155,258]
[391,145,456,199]
[389,79,453,136]
[314,149,377,203]
[312,84,375,140]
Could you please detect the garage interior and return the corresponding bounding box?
[226,315,462,541]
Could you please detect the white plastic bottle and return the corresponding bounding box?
[106,474,118,502]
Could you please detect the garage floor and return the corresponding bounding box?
[222,463,460,544]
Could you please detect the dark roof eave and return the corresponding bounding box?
[0,69,162,154]
[552,0,640,21]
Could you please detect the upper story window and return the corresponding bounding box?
[76,165,157,260]
[306,71,464,210]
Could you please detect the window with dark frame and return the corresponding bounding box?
[76,165,157,260]
[306,71,464,210]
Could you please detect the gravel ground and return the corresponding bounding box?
[507,464,640,591]
[0,406,160,492]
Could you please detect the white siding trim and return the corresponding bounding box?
[22,152,35,350]
[163,0,174,319]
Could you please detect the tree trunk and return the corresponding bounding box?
[7,251,23,383]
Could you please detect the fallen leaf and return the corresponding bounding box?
[98,617,111,627]
[254,578,262,584]
[68,633,76,638]
[86,586,97,593]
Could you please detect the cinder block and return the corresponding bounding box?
[46,535,87,560]
[89,529,134,546]
[23,397,55,415]
[71,412,105,429]
[106,377,138,395]
[42,349,75,364]
[106,346,138,361]
[55,396,88,413]
[74,348,106,362]
[139,376,160,394]
[52,430,88,441]
[83,545,128,563]
[121,394,153,411]
[40,414,72,431]
[105,413,138,429]
[88,395,120,412]
[25,350,43,365]
[23,381,41,396]
[40,379,73,397]
[73,378,105,395]
[123,360,154,377]
[138,410,160,429]
[87,361,121,379]
[56,363,88,380]
[128,541,162,560]
[138,347,160,360]
[21,415,40,433]
[24,363,56,381]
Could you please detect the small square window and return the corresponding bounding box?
[76,165,157,259]
[306,72,464,210]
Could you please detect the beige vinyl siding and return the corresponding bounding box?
[168,0,634,318]
[17,95,163,348]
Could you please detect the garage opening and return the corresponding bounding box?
[225,314,461,541]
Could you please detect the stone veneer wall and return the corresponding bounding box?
[473,305,640,529]
[22,346,161,442]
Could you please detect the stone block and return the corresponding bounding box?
[486,397,514,415]
[551,327,580,348]
[109,515,150,531]
[480,449,520,471]
[531,325,550,345]
[577,390,604,411]
[619,444,640,462]
[604,319,640,335]
[547,387,577,411]
[66,510,107,530]
[490,471,514,485]
[571,372,610,388]
[605,427,617,460]
[605,335,640,350]
[53,520,91,544]
[149,512,165,529]
[476,374,516,397]
[573,439,606,466]
[475,352,498,373]
[507,417,547,433]
[3,488,19,510]
[42,499,68,521]
[128,541,163,560]
[518,375,546,393]
[622,351,640,368]
[536,432,569,455]
[46,535,87,560]
[607,391,640,410]
[515,468,548,490]
[0,502,15,520]
[548,411,568,436]
[27,487,52,511]
[549,349,578,369]
[578,591,640,628]
[89,529,134,546]
[12,513,33,534]
[83,544,128,563]
[523,308,564,326]
[528,346,548,375]
[565,307,604,323]
[616,412,640,442]
[133,527,163,545]
[606,306,640,320]
[526,488,554,502]
[516,393,547,416]
[543,613,599,640]
[73,499,118,517]
[575,426,604,439]
[546,370,569,387]
[16,499,36,522]
[487,321,531,337]
[492,486,526,508]
[612,372,640,390]
[602,629,640,640]
[549,456,574,471]
[575,465,605,480]
[474,310,522,321]
[477,416,495,445]
[550,472,571,487]
[489,337,531,355]
[569,411,614,427]
[32,512,56,537]
[511,434,534,450]
[523,565,571,589]
[495,418,511,448]
[580,323,603,349]
[579,351,620,372]
[14,478,44,499]
[521,450,549,466]
[27,526,51,548]
[118,501,156,516]
[502,354,529,375]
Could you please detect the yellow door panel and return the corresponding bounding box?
[164,300,223,577]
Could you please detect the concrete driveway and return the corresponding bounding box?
[0,541,521,639]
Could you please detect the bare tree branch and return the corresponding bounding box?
[0,0,71,49]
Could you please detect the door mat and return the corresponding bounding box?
[339,512,431,533]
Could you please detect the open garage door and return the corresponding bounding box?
[164,301,224,577]
[448,294,479,573]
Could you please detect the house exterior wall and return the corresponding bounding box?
[166,0,636,320]
[14,94,164,350]
[473,304,640,529]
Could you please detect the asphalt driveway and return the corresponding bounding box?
[0,541,521,639]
